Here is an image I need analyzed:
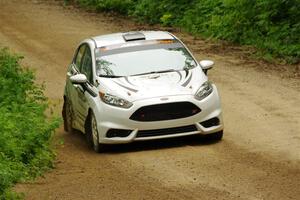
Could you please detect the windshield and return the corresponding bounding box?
[95,41,197,77]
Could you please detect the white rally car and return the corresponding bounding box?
[62,31,223,152]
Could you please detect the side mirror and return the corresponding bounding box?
[199,60,214,75]
[70,74,87,84]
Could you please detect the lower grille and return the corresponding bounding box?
[200,117,220,128]
[136,125,197,138]
[106,129,132,138]
[130,102,201,121]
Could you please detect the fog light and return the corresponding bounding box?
[200,117,220,128]
[106,129,132,138]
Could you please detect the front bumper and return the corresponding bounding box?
[94,85,223,144]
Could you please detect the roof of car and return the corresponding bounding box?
[91,31,175,48]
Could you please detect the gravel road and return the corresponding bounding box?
[0,1,299,199]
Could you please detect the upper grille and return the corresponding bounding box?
[130,102,201,122]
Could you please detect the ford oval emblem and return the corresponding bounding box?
[160,97,169,101]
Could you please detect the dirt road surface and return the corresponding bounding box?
[0,1,299,199]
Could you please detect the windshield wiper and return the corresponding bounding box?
[131,69,177,76]
[99,75,123,78]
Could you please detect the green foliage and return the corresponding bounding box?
[160,14,173,26]
[131,0,195,24]
[97,0,134,14]
[180,0,300,63]
[75,0,134,14]
[74,0,300,63]
[0,48,60,199]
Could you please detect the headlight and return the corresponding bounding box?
[99,92,133,108]
[195,81,213,100]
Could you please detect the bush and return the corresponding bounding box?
[0,48,60,199]
[180,0,300,63]
[74,0,300,64]
[75,0,135,14]
[130,0,196,24]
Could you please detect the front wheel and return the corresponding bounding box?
[63,100,74,134]
[87,112,106,153]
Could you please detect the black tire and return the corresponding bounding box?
[205,130,223,141]
[63,100,74,134]
[86,112,106,153]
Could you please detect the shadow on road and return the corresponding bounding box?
[62,129,222,154]
[108,136,222,154]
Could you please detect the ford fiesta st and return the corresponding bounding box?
[62,31,224,152]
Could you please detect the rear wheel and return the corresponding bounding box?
[205,130,223,141]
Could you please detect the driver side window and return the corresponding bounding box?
[80,46,93,84]
[74,45,86,70]
[73,44,93,84]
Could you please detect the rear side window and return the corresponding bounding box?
[74,45,86,69]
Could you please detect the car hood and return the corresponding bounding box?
[98,68,207,102]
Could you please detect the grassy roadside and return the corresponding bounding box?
[0,48,60,199]
[68,0,299,64]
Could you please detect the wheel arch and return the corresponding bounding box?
[62,95,67,126]
[84,108,93,134]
